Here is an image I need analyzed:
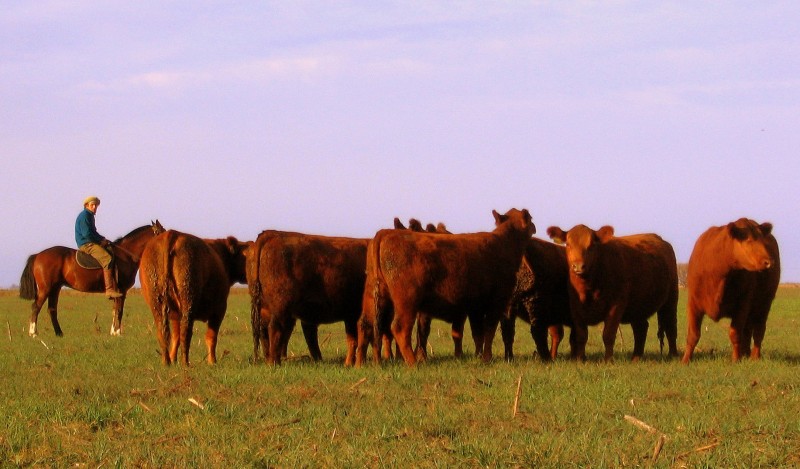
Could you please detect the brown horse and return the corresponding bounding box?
[19,220,164,337]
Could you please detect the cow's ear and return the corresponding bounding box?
[760,222,773,236]
[393,217,405,230]
[727,222,747,240]
[596,226,615,243]
[225,236,239,254]
[493,210,506,226]
[547,226,566,244]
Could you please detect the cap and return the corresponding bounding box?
[83,196,100,206]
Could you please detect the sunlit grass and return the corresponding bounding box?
[1,287,799,466]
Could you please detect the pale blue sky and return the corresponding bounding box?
[2,1,798,287]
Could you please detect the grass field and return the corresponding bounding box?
[1,287,799,467]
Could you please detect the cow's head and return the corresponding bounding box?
[493,208,536,238]
[727,218,774,271]
[547,224,614,277]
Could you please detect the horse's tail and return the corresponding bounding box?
[156,231,178,358]
[248,233,265,363]
[19,255,37,300]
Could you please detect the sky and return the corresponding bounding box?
[2,1,799,288]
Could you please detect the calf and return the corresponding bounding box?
[139,230,249,366]
[247,230,368,366]
[547,225,679,361]
[362,208,535,366]
[682,218,780,363]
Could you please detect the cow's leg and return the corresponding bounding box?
[169,316,181,364]
[548,324,564,360]
[355,315,373,367]
[450,315,466,358]
[530,320,551,361]
[480,315,501,363]
[500,315,516,361]
[571,323,589,361]
[469,313,484,357]
[601,307,624,361]
[344,319,358,367]
[268,315,290,365]
[180,316,194,367]
[302,321,322,361]
[630,320,649,362]
[391,307,417,366]
[749,306,770,360]
[682,303,704,364]
[256,308,271,363]
[205,316,223,365]
[415,313,431,361]
[110,297,124,336]
[47,289,63,337]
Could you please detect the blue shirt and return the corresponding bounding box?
[75,208,104,247]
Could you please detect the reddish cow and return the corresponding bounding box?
[386,219,483,362]
[247,230,368,366]
[139,230,249,366]
[547,225,679,361]
[361,209,535,366]
[682,218,780,363]
[500,237,572,361]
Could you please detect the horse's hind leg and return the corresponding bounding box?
[47,290,63,337]
[28,289,47,337]
[110,297,124,336]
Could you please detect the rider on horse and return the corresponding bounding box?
[75,196,123,298]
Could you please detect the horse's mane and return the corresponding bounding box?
[114,225,152,243]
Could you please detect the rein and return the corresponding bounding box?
[111,244,141,263]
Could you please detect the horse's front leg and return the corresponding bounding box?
[110,297,125,336]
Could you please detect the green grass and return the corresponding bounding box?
[1,288,799,467]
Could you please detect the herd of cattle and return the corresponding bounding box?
[22,208,781,367]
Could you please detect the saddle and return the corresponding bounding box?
[76,251,103,269]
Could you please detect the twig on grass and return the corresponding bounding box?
[624,414,659,434]
[624,414,668,464]
[350,377,368,392]
[512,375,523,418]
[39,339,49,350]
[6,321,11,342]
[676,441,720,459]
[188,397,205,410]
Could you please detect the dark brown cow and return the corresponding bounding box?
[546,225,679,361]
[500,237,572,361]
[247,230,368,366]
[361,209,535,366]
[682,218,780,363]
[139,230,250,366]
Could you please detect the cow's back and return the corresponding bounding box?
[255,231,368,324]
[603,233,678,322]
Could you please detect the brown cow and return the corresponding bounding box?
[361,208,535,366]
[139,230,250,366]
[546,225,679,361]
[500,237,572,361]
[384,218,483,362]
[681,218,780,363]
[247,230,368,366]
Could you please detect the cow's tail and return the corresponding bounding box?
[19,255,37,300]
[158,231,178,359]
[248,234,264,363]
[371,233,391,349]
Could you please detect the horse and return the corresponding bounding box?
[19,220,164,337]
